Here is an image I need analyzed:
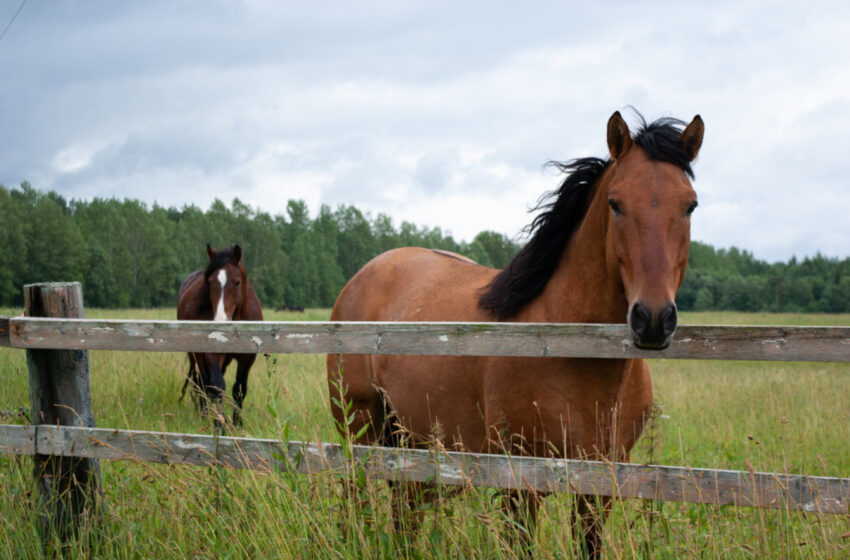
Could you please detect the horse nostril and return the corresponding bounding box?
[629,301,651,334]
[630,300,676,349]
[660,303,678,338]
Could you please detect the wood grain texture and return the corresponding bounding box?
[5,318,850,362]
[23,283,101,544]
[0,424,845,514]
[0,424,35,455]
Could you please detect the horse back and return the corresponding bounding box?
[331,247,497,322]
[177,269,208,320]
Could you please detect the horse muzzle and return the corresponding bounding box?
[628,300,677,350]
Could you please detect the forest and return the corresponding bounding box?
[1,182,848,312]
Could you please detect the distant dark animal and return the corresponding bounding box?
[177,243,263,426]
[327,110,704,557]
[275,304,305,312]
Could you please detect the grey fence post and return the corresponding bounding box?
[24,282,101,547]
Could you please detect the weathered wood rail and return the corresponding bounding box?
[3,316,850,362]
[2,424,847,514]
[1,282,850,550]
[2,315,849,513]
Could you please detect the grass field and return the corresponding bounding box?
[1,309,848,559]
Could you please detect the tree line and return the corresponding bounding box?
[0,182,517,309]
[677,242,850,313]
[1,182,848,312]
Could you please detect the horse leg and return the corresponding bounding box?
[201,355,226,401]
[231,354,256,426]
[502,489,541,557]
[201,353,227,429]
[182,353,203,411]
[192,353,213,415]
[573,494,610,560]
[327,355,387,443]
[327,354,391,536]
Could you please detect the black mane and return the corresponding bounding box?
[205,245,240,280]
[478,113,696,320]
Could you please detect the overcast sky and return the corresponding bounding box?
[1,1,848,263]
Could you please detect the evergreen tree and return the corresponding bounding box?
[471,230,519,268]
[334,205,377,280]
[0,186,28,304]
[15,184,87,289]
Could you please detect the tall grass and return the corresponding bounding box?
[1,309,848,558]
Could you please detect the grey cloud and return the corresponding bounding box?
[1,1,849,260]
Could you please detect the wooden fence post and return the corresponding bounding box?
[24,282,101,547]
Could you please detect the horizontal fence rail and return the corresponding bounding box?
[6,284,847,553]
[2,316,850,362]
[1,424,847,515]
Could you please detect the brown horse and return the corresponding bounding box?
[327,110,704,557]
[178,244,263,426]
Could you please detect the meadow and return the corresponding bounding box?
[1,309,848,559]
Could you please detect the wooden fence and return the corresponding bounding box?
[1,282,849,546]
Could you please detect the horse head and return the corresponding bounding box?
[205,243,246,322]
[603,111,703,349]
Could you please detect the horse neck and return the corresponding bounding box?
[524,174,628,324]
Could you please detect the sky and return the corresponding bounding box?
[1,1,849,263]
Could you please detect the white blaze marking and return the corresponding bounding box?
[214,269,228,321]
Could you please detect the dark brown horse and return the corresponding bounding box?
[327,111,704,557]
[178,244,263,426]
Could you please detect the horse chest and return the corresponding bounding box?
[481,358,647,456]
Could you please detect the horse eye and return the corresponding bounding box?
[686,201,698,217]
[607,199,622,216]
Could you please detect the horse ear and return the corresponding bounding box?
[206,244,216,260]
[680,115,704,161]
[231,244,242,264]
[607,111,633,160]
